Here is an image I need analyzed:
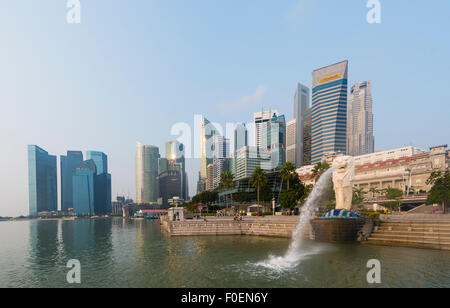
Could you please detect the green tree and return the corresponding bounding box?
[280,189,297,209]
[311,162,330,182]
[219,171,235,211]
[426,171,450,213]
[249,168,268,203]
[233,190,254,203]
[279,162,297,191]
[369,187,379,199]
[352,187,366,208]
[299,184,313,205]
[191,190,218,213]
[385,188,403,212]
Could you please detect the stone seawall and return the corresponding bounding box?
[161,217,310,239]
[365,215,450,251]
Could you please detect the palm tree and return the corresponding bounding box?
[352,187,366,207]
[249,168,268,203]
[369,187,379,199]
[311,162,330,182]
[219,171,235,212]
[279,162,297,191]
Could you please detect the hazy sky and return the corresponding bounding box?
[1,1,449,217]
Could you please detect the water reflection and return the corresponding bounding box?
[0,219,447,288]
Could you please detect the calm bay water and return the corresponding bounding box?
[0,218,448,288]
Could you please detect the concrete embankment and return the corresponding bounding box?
[364,215,450,251]
[161,216,310,239]
[161,214,450,251]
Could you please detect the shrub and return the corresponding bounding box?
[359,211,380,220]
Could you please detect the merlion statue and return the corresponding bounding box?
[332,156,355,210]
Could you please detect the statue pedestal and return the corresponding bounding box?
[311,218,365,243]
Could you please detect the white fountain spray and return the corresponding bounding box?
[285,167,335,257]
[257,167,336,270]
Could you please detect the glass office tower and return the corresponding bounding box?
[234,123,248,153]
[311,61,348,164]
[94,173,112,215]
[28,145,57,216]
[347,81,375,156]
[166,141,187,200]
[136,142,160,204]
[73,160,97,215]
[86,151,108,175]
[302,108,313,166]
[261,114,286,170]
[294,83,310,167]
[60,151,83,213]
[200,117,218,180]
[86,151,112,214]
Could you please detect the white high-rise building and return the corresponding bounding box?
[253,110,279,148]
[347,81,375,156]
[293,83,310,167]
[136,142,160,204]
[286,119,297,165]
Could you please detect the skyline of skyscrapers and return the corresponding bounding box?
[28,146,112,216]
[27,59,380,209]
[347,81,375,156]
[311,60,349,164]
[28,145,57,217]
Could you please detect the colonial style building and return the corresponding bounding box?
[297,145,450,194]
[353,145,449,193]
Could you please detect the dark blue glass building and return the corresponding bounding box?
[60,151,83,213]
[73,151,112,215]
[86,151,108,175]
[94,173,112,215]
[73,160,97,215]
[28,145,57,216]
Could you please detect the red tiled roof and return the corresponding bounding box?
[355,153,429,171]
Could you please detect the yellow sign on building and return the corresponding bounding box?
[319,73,341,83]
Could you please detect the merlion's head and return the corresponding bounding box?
[332,155,354,171]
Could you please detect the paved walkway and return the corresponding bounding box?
[381,214,450,221]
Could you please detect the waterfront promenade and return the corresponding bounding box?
[365,214,450,251]
[161,216,305,239]
[161,214,450,251]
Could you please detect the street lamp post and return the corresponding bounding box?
[443,171,448,214]
[272,197,276,217]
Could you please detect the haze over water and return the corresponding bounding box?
[0,219,448,288]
